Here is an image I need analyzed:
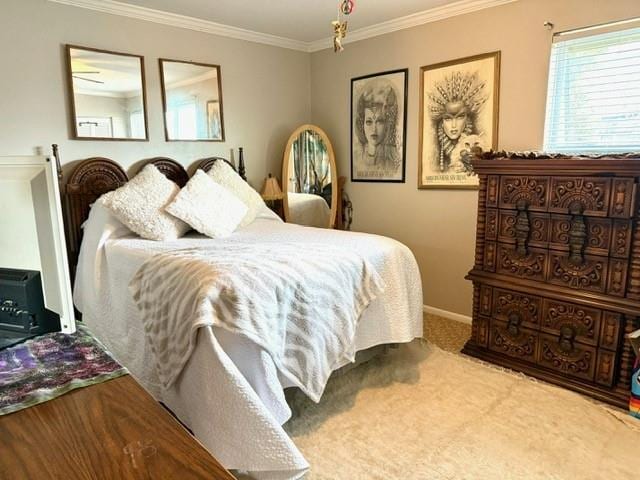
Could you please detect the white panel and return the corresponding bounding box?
[0,155,76,333]
[0,178,42,271]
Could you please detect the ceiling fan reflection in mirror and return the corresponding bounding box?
[72,71,104,84]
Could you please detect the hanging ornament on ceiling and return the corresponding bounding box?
[341,0,355,15]
[332,0,354,53]
[332,20,348,52]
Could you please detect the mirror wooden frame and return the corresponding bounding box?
[65,44,149,141]
[281,124,338,229]
[158,58,225,142]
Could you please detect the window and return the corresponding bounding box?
[76,117,113,138]
[166,101,198,140]
[129,110,146,139]
[543,25,640,154]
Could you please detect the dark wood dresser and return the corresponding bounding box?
[463,151,640,408]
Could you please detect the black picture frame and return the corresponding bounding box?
[350,68,408,183]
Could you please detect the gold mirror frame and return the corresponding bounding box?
[65,44,149,141]
[282,124,338,229]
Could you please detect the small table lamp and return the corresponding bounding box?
[261,173,283,201]
[261,174,284,219]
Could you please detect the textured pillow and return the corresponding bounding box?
[206,161,264,227]
[166,170,248,238]
[100,164,190,241]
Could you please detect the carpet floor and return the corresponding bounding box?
[284,316,638,479]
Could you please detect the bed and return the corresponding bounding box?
[61,155,423,480]
[286,192,331,228]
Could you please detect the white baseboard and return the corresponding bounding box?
[423,305,472,325]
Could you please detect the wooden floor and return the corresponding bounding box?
[0,375,236,479]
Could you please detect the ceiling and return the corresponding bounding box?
[70,48,142,96]
[118,0,463,43]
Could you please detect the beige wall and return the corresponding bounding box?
[0,0,311,188]
[310,0,640,316]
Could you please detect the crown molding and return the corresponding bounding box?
[48,0,310,51]
[49,0,518,53]
[309,0,519,52]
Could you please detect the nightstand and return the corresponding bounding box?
[261,174,285,220]
[264,197,284,220]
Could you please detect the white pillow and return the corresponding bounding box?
[166,170,248,238]
[206,161,264,227]
[100,164,190,241]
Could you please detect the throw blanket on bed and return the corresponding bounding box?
[129,242,385,402]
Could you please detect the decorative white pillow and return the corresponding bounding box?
[166,170,248,238]
[100,164,190,241]
[206,161,264,227]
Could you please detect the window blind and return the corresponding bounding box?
[543,25,640,154]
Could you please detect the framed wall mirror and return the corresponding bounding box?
[66,45,148,141]
[159,59,225,142]
[282,125,338,229]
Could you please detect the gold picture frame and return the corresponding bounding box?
[418,51,500,189]
[207,100,222,139]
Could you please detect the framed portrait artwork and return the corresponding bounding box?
[206,100,222,140]
[418,51,500,189]
[351,68,408,183]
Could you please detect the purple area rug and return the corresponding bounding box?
[0,325,127,415]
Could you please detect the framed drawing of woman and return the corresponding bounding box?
[418,51,500,189]
[351,69,408,183]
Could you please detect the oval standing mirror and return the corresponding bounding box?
[66,45,148,140]
[282,125,337,229]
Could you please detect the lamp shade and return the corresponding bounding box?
[261,173,283,200]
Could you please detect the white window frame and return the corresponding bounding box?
[543,21,640,154]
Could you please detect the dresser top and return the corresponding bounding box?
[472,150,640,175]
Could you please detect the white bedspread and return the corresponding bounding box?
[74,203,423,479]
[287,192,330,228]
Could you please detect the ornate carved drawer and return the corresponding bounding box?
[548,177,635,219]
[498,176,549,212]
[536,332,617,387]
[494,243,548,282]
[537,332,597,382]
[491,210,633,260]
[492,287,542,328]
[540,298,601,346]
[466,152,640,409]
[488,319,538,364]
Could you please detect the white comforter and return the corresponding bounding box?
[74,204,423,479]
[287,192,330,228]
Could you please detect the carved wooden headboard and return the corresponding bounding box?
[58,153,243,281]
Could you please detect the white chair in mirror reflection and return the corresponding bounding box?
[282,124,339,229]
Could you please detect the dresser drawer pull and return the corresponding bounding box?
[515,199,530,256]
[559,325,577,353]
[507,312,522,336]
[568,200,586,266]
